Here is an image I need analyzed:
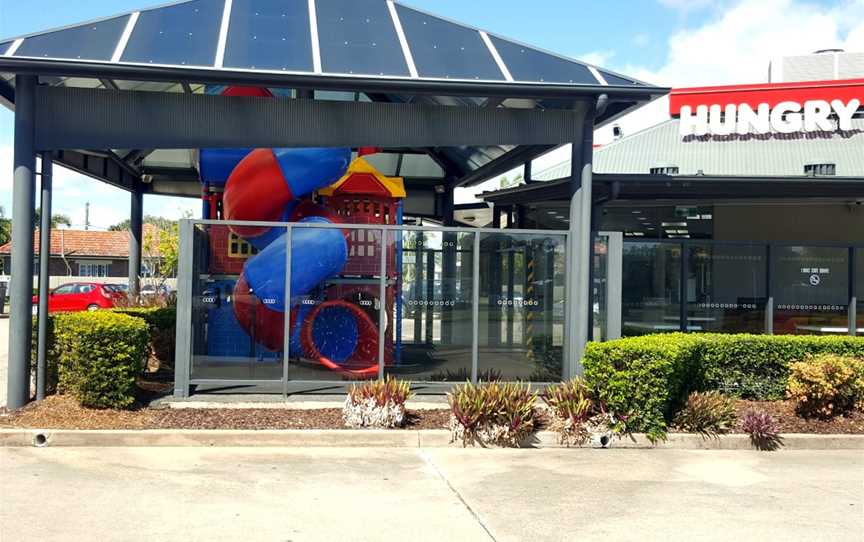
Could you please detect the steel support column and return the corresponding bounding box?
[565,101,595,377]
[173,219,194,398]
[129,190,143,296]
[35,152,53,401]
[7,75,38,410]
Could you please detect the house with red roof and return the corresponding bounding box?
[0,225,164,278]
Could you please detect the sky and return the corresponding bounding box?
[1,0,863,225]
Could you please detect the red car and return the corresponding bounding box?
[32,282,126,313]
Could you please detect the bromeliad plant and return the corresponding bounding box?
[448,381,539,447]
[542,378,623,447]
[673,391,738,438]
[342,376,414,429]
[739,408,782,451]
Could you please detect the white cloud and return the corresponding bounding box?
[145,195,201,220]
[596,0,864,144]
[657,0,714,11]
[579,50,616,68]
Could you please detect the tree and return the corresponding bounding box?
[33,208,72,229]
[0,207,11,246]
[110,215,176,232]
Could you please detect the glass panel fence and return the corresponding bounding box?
[478,232,567,382]
[856,248,863,335]
[287,224,382,383]
[387,230,475,382]
[773,246,849,335]
[592,236,608,341]
[190,222,286,382]
[686,243,768,333]
[622,242,682,336]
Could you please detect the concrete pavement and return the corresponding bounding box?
[1,447,861,542]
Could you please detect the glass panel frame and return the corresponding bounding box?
[122,0,223,67]
[13,16,130,62]
[772,245,850,335]
[223,0,313,72]
[477,231,567,383]
[316,0,411,77]
[190,223,286,383]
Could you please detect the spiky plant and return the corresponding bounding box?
[739,408,782,451]
[448,381,538,447]
[673,391,737,438]
[542,378,621,447]
[343,377,413,429]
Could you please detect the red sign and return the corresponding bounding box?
[669,78,864,117]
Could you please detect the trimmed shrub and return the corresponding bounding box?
[448,381,538,447]
[673,391,737,437]
[112,307,176,371]
[584,333,864,440]
[787,354,864,418]
[343,377,414,428]
[53,312,149,409]
[739,409,782,451]
[583,334,703,441]
[700,334,864,400]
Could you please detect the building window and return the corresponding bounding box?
[228,233,258,259]
[650,166,679,176]
[804,163,836,176]
[78,262,109,277]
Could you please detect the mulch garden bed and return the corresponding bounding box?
[731,400,864,435]
[0,395,451,431]
[2,396,862,434]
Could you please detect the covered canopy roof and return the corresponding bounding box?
[0,0,651,90]
[0,0,666,209]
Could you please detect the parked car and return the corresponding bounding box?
[140,283,172,298]
[31,282,126,314]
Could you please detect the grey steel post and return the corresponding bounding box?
[7,75,38,411]
[173,219,194,398]
[471,232,480,383]
[378,228,388,380]
[849,247,857,337]
[282,226,293,397]
[765,297,774,335]
[36,153,53,401]
[566,101,595,377]
[128,190,143,297]
[602,231,623,340]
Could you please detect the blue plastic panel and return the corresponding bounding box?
[316,0,409,77]
[601,70,641,86]
[395,5,503,81]
[0,42,12,56]
[122,0,223,67]
[223,0,312,71]
[13,16,129,61]
[490,36,597,85]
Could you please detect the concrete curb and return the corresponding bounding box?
[2,429,863,450]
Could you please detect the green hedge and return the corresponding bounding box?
[111,307,176,332]
[53,312,149,409]
[583,333,864,441]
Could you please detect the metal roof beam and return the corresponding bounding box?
[33,85,585,151]
[0,58,666,101]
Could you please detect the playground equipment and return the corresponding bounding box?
[198,87,405,376]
